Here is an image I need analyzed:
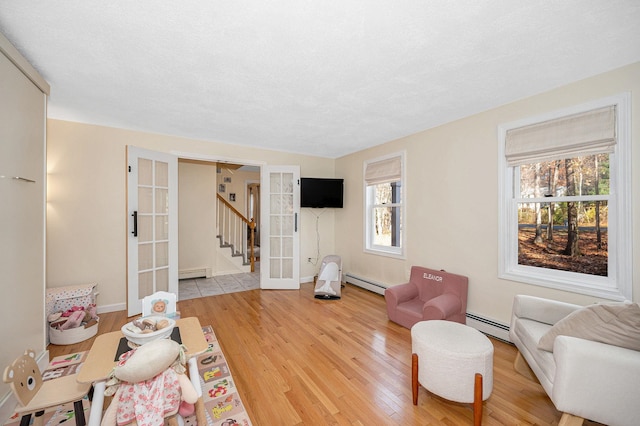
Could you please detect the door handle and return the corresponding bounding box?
[131,211,138,237]
[295,213,298,232]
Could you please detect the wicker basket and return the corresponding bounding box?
[46,283,99,345]
[49,320,99,345]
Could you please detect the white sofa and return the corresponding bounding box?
[509,295,640,426]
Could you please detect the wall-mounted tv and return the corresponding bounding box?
[300,177,344,208]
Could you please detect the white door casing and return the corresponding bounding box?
[127,146,178,316]
[260,165,300,289]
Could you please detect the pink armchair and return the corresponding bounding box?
[384,266,468,329]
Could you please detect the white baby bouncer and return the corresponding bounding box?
[314,255,342,299]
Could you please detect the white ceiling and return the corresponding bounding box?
[1,1,639,158]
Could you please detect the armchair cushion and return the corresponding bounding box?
[538,301,640,352]
[423,293,462,319]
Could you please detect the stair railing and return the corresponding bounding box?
[216,194,256,272]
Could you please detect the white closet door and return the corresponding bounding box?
[0,47,47,397]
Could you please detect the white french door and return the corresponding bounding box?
[260,165,300,289]
[127,146,178,316]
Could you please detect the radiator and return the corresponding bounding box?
[344,273,388,295]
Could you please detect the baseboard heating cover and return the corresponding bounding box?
[179,267,212,280]
[466,312,511,342]
[345,273,388,295]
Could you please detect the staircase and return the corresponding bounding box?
[216,194,257,272]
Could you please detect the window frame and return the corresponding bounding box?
[363,152,406,258]
[498,93,632,301]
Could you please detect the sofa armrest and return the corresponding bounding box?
[552,336,640,425]
[384,282,418,305]
[511,294,581,327]
[422,293,461,320]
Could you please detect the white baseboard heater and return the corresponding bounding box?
[178,267,212,280]
[344,273,388,295]
[465,312,511,342]
[345,272,511,342]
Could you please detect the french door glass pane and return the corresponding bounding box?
[270,259,281,278]
[282,259,293,279]
[155,188,168,213]
[138,159,153,186]
[282,216,293,234]
[270,194,282,214]
[270,237,281,257]
[139,271,153,298]
[138,243,153,270]
[138,216,153,242]
[283,236,293,257]
[283,194,293,213]
[138,188,153,213]
[155,216,168,240]
[270,216,281,234]
[155,161,168,187]
[156,268,168,292]
[156,242,168,267]
[270,174,281,192]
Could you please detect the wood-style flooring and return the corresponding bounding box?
[48,283,600,425]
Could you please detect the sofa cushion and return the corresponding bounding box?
[512,318,556,388]
[538,302,640,352]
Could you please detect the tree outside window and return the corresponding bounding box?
[364,153,404,257]
[517,154,609,276]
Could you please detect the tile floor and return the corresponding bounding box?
[178,265,260,300]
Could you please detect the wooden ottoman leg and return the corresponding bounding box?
[412,353,419,405]
[473,373,483,426]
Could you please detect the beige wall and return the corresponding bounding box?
[45,62,639,323]
[178,160,217,276]
[46,121,335,311]
[335,62,640,325]
[216,166,260,216]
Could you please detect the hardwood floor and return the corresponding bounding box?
[48,283,595,425]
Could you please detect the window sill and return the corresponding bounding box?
[500,266,627,301]
[364,247,405,259]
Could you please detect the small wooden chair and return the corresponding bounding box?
[3,349,91,426]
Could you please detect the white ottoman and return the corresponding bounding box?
[411,320,493,425]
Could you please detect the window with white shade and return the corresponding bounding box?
[364,152,405,257]
[498,93,632,300]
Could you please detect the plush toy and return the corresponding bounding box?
[50,304,99,330]
[84,303,98,321]
[58,310,86,330]
[101,339,198,426]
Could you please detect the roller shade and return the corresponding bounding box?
[365,156,402,185]
[505,105,616,166]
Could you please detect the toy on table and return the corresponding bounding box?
[101,339,198,426]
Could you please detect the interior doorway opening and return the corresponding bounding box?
[176,155,263,300]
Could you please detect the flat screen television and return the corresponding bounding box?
[300,177,344,208]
